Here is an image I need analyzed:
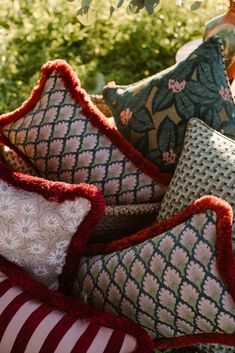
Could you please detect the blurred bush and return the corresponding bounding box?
[0,0,227,113]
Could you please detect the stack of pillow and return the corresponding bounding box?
[0,35,234,353]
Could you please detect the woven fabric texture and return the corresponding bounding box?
[157,118,235,251]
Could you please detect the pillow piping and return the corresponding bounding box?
[85,195,235,349]
[0,59,172,185]
[0,253,155,353]
[0,161,105,294]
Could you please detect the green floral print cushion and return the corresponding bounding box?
[103,36,235,173]
[75,196,235,349]
[0,60,169,206]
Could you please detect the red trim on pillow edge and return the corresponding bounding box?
[0,254,154,353]
[85,195,235,348]
[0,59,172,185]
[0,161,105,293]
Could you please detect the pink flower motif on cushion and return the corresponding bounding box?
[83,274,94,294]
[179,228,197,251]
[53,122,69,138]
[97,270,110,294]
[139,294,155,316]
[176,319,194,334]
[27,127,39,143]
[139,315,155,337]
[44,77,55,92]
[122,250,136,269]
[157,323,174,338]
[82,135,98,150]
[108,163,123,178]
[120,108,133,125]
[40,94,49,109]
[121,299,136,320]
[143,274,159,297]
[125,279,139,303]
[124,160,135,174]
[198,298,218,322]
[69,120,85,135]
[93,288,105,308]
[177,303,195,323]
[217,313,235,333]
[108,284,121,307]
[157,308,174,326]
[180,283,199,308]
[163,267,181,293]
[16,130,27,143]
[131,260,146,284]
[50,139,64,156]
[95,149,110,164]
[171,246,189,273]
[196,317,214,333]
[122,175,137,191]
[36,142,49,157]
[114,265,127,286]
[119,192,135,204]
[193,241,212,267]
[137,187,152,202]
[168,79,186,93]
[203,221,216,245]
[35,159,46,173]
[186,262,205,288]
[106,256,119,272]
[219,85,232,102]
[203,278,223,302]
[44,107,58,124]
[77,151,93,167]
[162,149,177,165]
[150,253,166,277]
[222,293,235,314]
[38,124,53,141]
[90,166,106,182]
[62,154,76,169]
[49,91,65,105]
[59,105,74,121]
[159,288,176,312]
[159,235,174,258]
[48,156,60,172]
[140,243,154,262]
[65,137,80,153]
[104,179,120,195]
[59,170,73,183]
[111,148,124,162]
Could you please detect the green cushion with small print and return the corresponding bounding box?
[75,196,235,349]
[103,36,235,172]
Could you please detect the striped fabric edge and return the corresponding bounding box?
[0,255,154,353]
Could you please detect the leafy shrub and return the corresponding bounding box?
[0,0,226,113]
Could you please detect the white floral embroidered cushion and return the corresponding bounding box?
[76,196,235,349]
[0,60,170,206]
[0,254,154,353]
[0,162,104,290]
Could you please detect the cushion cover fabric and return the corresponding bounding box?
[76,196,235,349]
[156,118,235,251]
[0,253,154,353]
[0,161,105,291]
[0,60,169,206]
[103,36,235,173]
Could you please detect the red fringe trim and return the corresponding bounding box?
[0,59,172,186]
[0,161,105,293]
[0,254,154,353]
[86,195,235,348]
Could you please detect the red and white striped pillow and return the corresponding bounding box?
[0,254,154,353]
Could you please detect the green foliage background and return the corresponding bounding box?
[0,0,227,113]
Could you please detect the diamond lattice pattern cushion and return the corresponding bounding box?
[103,36,235,173]
[0,60,169,206]
[76,196,235,349]
[0,254,154,353]
[0,161,104,291]
[156,118,235,253]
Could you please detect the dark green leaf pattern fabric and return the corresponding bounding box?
[103,36,235,172]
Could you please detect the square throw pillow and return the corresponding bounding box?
[0,253,154,353]
[156,118,235,252]
[0,60,170,206]
[75,195,235,350]
[0,161,105,291]
[103,36,235,173]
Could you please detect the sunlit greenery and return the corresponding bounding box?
[0,0,227,113]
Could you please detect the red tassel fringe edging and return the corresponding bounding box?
[0,59,172,185]
[86,195,235,348]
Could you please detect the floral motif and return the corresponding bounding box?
[120,108,132,125]
[162,149,177,166]
[168,79,187,93]
[219,85,232,102]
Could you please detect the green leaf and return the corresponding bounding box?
[152,86,174,112]
[158,116,177,152]
[130,108,154,133]
[175,91,195,118]
[191,1,202,11]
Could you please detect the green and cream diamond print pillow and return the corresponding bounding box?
[103,36,235,173]
[75,196,235,350]
[0,60,170,206]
